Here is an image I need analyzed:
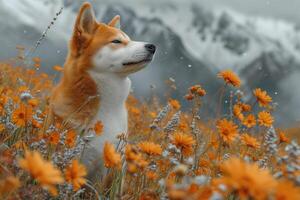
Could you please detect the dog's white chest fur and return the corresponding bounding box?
[82,71,131,171]
[90,72,131,142]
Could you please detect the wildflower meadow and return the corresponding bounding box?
[0,52,299,200]
[0,3,300,199]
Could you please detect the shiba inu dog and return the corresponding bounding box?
[50,2,156,175]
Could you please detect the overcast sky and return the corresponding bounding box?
[102,0,300,25]
[205,0,300,24]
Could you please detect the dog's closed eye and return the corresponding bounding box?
[111,39,122,44]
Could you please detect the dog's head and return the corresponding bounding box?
[70,3,156,75]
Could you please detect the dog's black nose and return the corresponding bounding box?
[145,44,156,54]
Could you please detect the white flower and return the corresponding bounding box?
[194,175,210,185]
[162,150,169,157]
[186,157,194,165]
[210,192,223,200]
[20,91,32,102]
[158,179,165,187]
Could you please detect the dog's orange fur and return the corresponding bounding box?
[50,3,129,128]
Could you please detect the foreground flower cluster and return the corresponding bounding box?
[0,62,299,199]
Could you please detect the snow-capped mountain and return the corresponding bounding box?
[1,0,300,124]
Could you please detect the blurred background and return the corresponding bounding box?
[0,0,300,126]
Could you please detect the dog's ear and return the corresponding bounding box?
[108,15,121,29]
[71,3,97,56]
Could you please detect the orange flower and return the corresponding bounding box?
[28,98,39,107]
[240,103,251,112]
[189,85,206,97]
[65,160,87,191]
[136,159,149,170]
[18,151,64,196]
[169,99,181,110]
[65,130,76,148]
[189,85,200,93]
[103,142,121,169]
[218,70,241,87]
[233,104,244,121]
[53,65,63,72]
[125,145,148,172]
[242,114,256,128]
[138,142,162,156]
[185,93,194,101]
[240,134,260,149]
[207,151,216,161]
[94,121,104,136]
[278,131,289,143]
[171,133,195,156]
[167,189,187,200]
[125,144,141,162]
[146,171,158,180]
[0,95,9,106]
[216,119,239,143]
[178,122,188,131]
[0,176,20,197]
[32,119,42,128]
[55,122,62,130]
[32,57,41,64]
[127,163,138,173]
[253,88,272,107]
[27,69,36,75]
[47,132,60,145]
[258,111,274,127]
[218,157,276,200]
[274,181,300,200]
[130,107,141,116]
[149,111,157,118]
[209,136,219,149]
[13,141,27,149]
[11,105,33,127]
[41,73,48,79]
[196,88,206,96]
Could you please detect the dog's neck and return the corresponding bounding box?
[88,71,131,110]
[87,70,131,149]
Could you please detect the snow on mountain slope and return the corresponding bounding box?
[129,2,300,72]
[2,0,300,71]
